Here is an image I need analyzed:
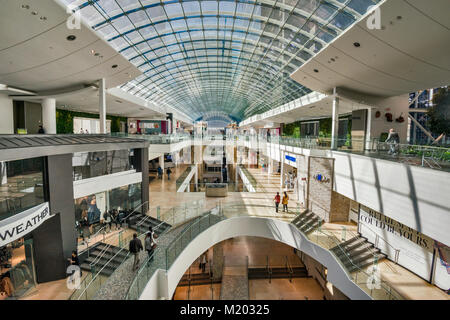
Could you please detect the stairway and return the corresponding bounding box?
[291,211,322,234]
[128,213,171,235]
[80,243,129,276]
[178,273,221,286]
[330,236,386,273]
[248,266,308,280]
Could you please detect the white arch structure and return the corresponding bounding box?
[140,216,372,300]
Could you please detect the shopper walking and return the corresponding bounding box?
[157,166,163,179]
[282,192,289,212]
[201,252,207,273]
[166,167,172,180]
[145,226,158,262]
[129,233,143,271]
[274,192,281,213]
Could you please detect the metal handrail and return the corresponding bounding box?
[75,241,132,300]
[266,256,272,283]
[85,225,107,257]
[285,256,293,283]
[89,242,111,269]
[122,200,150,222]
[358,223,401,263]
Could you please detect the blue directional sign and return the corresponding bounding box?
[285,155,296,162]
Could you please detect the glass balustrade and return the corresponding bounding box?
[125,201,404,300]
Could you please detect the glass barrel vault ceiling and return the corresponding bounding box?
[63,0,381,121]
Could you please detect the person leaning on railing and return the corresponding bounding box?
[385,128,400,156]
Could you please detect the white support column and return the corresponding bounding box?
[41,98,56,134]
[365,108,372,150]
[331,88,340,150]
[0,94,12,185]
[194,164,198,191]
[0,94,14,134]
[99,78,106,134]
[280,150,284,193]
[159,155,165,173]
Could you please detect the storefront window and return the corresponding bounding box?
[72,150,135,181]
[74,183,142,249]
[0,236,37,299]
[0,157,45,221]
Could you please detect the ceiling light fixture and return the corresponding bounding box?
[90,49,95,54]
[40,16,47,21]
[21,4,30,9]
[353,42,361,47]
[31,11,38,15]
[313,69,319,73]
[66,35,76,41]
[112,64,118,68]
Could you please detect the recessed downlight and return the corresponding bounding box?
[40,16,47,21]
[31,11,38,15]
[112,64,118,68]
[313,69,319,73]
[353,42,361,47]
[66,35,76,41]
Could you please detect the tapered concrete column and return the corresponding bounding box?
[365,108,372,150]
[194,164,198,190]
[0,94,13,184]
[280,150,284,192]
[41,98,56,134]
[0,94,14,134]
[159,155,164,172]
[99,78,106,134]
[331,88,339,150]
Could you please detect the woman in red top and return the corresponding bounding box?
[274,192,281,213]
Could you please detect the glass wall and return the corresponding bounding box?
[74,183,142,248]
[0,157,45,221]
[0,236,37,299]
[72,149,134,181]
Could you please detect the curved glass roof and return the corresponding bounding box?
[64,0,380,121]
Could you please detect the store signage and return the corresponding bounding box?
[0,202,51,247]
[313,174,330,183]
[285,155,296,162]
[359,205,435,282]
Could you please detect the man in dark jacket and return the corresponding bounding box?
[129,233,143,271]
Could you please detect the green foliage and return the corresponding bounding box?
[55,109,127,134]
[282,121,301,138]
[319,118,332,138]
[428,87,450,135]
[56,109,74,134]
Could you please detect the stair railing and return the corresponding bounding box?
[89,243,111,273]
[122,200,150,224]
[285,256,293,283]
[266,256,272,283]
[85,225,107,258]
[74,241,132,300]
[358,223,401,264]
[209,259,214,300]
